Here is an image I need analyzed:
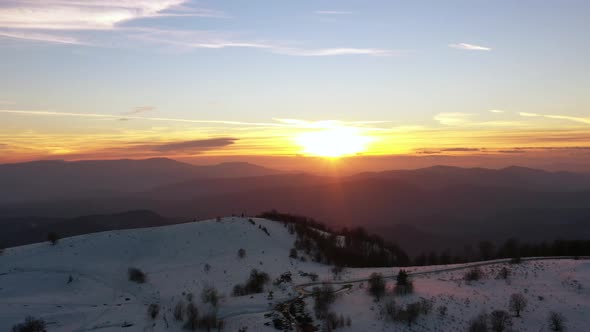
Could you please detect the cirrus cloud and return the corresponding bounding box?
[449,43,491,51]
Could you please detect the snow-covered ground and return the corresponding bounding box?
[1,217,589,331]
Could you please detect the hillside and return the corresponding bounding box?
[1,217,589,331]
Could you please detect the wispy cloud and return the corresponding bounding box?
[519,112,590,125]
[147,137,237,153]
[314,11,353,15]
[0,0,223,30]
[0,2,396,57]
[489,109,505,113]
[434,112,473,126]
[123,106,156,116]
[449,43,492,51]
[129,28,398,57]
[0,30,85,44]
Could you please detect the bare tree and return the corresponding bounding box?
[368,273,386,301]
[548,312,566,332]
[509,293,527,317]
[490,310,512,332]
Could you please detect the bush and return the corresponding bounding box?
[47,232,59,245]
[184,302,199,330]
[232,269,269,296]
[368,273,386,301]
[394,269,414,295]
[148,303,160,319]
[497,267,510,280]
[201,286,219,308]
[128,267,146,283]
[509,293,527,317]
[383,299,430,327]
[468,312,488,332]
[465,267,484,282]
[11,316,46,332]
[174,301,184,321]
[548,312,566,331]
[437,305,447,318]
[238,248,246,259]
[490,310,512,332]
[312,284,336,319]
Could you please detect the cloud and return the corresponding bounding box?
[0,109,291,127]
[129,28,398,57]
[315,11,352,15]
[449,43,491,51]
[519,112,590,125]
[489,109,505,113]
[147,137,237,153]
[123,106,156,116]
[0,30,85,44]
[441,148,481,152]
[0,0,223,30]
[274,47,395,57]
[434,112,473,126]
[0,3,396,57]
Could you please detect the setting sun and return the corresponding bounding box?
[295,127,372,158]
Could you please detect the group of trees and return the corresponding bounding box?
[11,316,46,332]
[468,293,565,332]
[414,238,590,266]
[232,269,270,296]
[173,287,223,331]
[259,211,410,267]
[382,298,433,328]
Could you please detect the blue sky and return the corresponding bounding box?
[0,0,589,166]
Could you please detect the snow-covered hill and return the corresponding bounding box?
[1,217,589,331]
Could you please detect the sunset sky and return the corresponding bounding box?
[1,1,589,171]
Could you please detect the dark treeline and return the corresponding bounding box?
[413,238,590,266]
[258,211,410,267]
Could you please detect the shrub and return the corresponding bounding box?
[497,267,510,280]
[437,305,447,318]
[47,232,59,245]
[465,267,484,282]
[201,286,219,308]
[203,263,211,273]
[289,248,298,259]
[509,293,527,317]
[548,312,566,331]
[148,303,160,319]
[11,316,46,332]
[128,267,146,283]
[490,310,512,332]
[312,284,336,319]
[184,302,199,330]
[368,273,386,301]
[232,269,269,296]
[468,312,488,332]
[394,269,414,295]
[174,301,184,321]
[238,248,246,259]
[383,299,430,327]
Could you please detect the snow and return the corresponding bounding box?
[1,217,589,331]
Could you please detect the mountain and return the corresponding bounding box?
[0,158,280,203]
[0,210,173,248]
[2,163,590,255]
[1,217,589,331]
[354,165,590,191]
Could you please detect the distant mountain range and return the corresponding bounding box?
[0,158,279,203]
[1,158,589,254]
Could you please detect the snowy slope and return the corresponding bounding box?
[0,217,332,331]
[1,217,589,331]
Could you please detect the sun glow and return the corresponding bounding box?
[295,127,372,158]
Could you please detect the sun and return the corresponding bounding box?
[295,127,372,158]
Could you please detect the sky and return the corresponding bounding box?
[0,0,589,171]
